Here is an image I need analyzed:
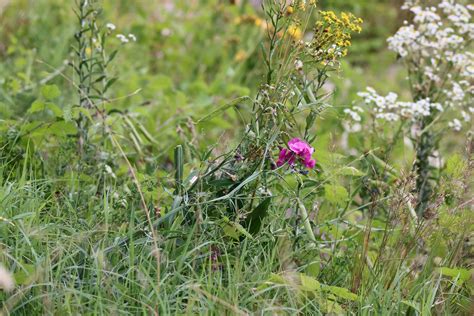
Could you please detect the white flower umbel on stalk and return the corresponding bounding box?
[356,88,443,122]
[448,118,462,131]
[348,0,473,130]
[345,0,473,216]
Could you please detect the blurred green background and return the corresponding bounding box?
[0,0,408,138]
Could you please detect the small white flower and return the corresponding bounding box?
[344,109,362,122]
[106,23,116,31]
[116,34,129,44]
[294,59,303,71]
[128,34,137,42]
[448,119,462,131]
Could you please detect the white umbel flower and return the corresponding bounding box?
[351,0,472,129]
[448,118,462,131]
[106,23,116,31]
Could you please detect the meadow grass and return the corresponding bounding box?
[0,0,473,315]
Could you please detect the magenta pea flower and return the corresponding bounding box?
[276,138,316,169]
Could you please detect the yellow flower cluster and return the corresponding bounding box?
[305,10,363,64]
[320,11,363,33]
[287,24,303,41]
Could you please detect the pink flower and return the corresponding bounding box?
[276,138,316,169]
[277,148,295,167]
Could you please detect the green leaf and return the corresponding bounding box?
[439,267,471,285]
[174,145,184,195]
[337,166,365,177]
[401,300,421,312]
[445,155,465,178]
[46,102,63,117]
[257,273,287,291]
[268,273,287,285]
[325,285,358,301]
[323,298,345,314]
[107,50,119,65]
[14,264,35,285]
[41,84,61,100]
[221,217,253,240]
[258,272,304,292]
[222,223,240,240]
[299,273,321,292]
[50,121,77,136]
[30,121,77,138]
[324,184,348,205]
[28,100,46,113]
[243,197,271,235]
[63,104,73,121]
[367,152,398,179]
[104,77,118,93]
[72,107,94,121]
[28,100,63,117]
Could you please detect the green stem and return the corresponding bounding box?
[414,117,435,216]
[297,198,317,244]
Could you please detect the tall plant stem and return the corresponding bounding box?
[74,0,94,156]
[297,198,320,276]
[414,117,435,216]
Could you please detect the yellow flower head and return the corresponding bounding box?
[304,10,363,66]
[288,24,303,41]
[85,47,93,57]
[254,18,264,28]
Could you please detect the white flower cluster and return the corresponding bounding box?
[347,0,473,132]
[116,33,137,44]
[106,23,116,31]
[353,87,443,122]
[106,22,137,44]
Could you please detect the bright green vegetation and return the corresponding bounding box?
[0,1,472,315]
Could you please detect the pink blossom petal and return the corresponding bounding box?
[277,138,316,170]
[288,138,308,155]
[304,159,316,169]
[277,148,296,167]
[276,149,287,167]
[287,154,296,166]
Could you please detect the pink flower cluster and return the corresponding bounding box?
[277,138,316,169]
